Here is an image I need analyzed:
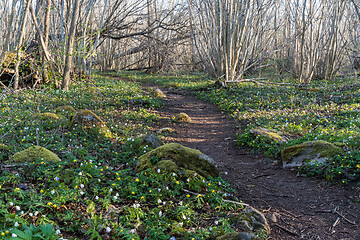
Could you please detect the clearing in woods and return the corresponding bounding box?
[118,74,360,240]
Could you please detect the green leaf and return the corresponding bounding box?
[40,224,54,238]
[11,229,28,239]
[86,200,96,218]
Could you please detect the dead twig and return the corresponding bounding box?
[223,199,249,207]
[274,223,299,236]
[316,207,356,225]
[335,211,356,225]
[329,217,341,232]
[183,189,249,206]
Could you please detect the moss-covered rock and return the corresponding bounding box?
[37,112,60,120]
[140,134,164,149]
[137,143,218,178]
[236,207,270,235]
[216,232,260,240]
[173,112,191,122]
[9,146,60,163]
[56,105,76,113]
[217,207,269,239]
[152,88,166,98]
[67,109,112,138]
[158,127,175,133]
[281,140,344,167]
[250,127,288,143]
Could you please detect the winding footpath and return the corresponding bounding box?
[155,88,360,240]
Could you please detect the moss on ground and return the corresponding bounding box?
[137,143,218,178]
[281,140,344,166]
[9,146,60,163]
[38,112,60,120]
[67,109,113,138]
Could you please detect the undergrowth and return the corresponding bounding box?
[0,74,261,239]
[110,71,360,185]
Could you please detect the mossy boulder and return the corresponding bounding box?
[216,232,260,240]
[9,146,60,163]
[37,112,60,120]
[67,109,112,138]
[137,143,218,178]
[152,88,166,98]
[281,140,344,167]
[158,127,175,133]
[217,207,269,239]
[235,207,270,235]
[56,105,76,113]
[250,128,288,143]
[173,112,191,122]
[140,134,164,149]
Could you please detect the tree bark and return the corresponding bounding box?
[62,0,80,91]
[14,0,31,90]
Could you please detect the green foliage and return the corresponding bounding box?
[117,71,360,184]
[0,73,264,239]
[7,224,59,240]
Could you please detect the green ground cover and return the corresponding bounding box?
[0,74,260,239]
[112,71,360,184]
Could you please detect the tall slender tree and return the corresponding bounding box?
[14,0,31,90]
[62,0,80,91]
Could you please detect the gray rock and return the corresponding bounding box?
[216,232,260,240]
[281,140,344,167]
[140,134,164,149]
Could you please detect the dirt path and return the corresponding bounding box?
[155,89,360,240]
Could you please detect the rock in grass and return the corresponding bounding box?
[216,232,260,240]
[173,112,191,122]
[158,127,175,133]
[216,207,270,239]
[37,112,60,120]
[56,105,76,113]
[9,146,60,163]
[281,140,344,167]
[152,88,166,98]
[67,109,112,138]
[140,134,164,149]
[137,143,218,178]
[250,127,288,143]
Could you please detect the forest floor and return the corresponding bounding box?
[112,74,360,240]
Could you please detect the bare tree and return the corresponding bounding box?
[62,0,80,91]
[188,0,276,85]
[14,0,32,90]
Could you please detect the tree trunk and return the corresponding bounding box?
[62,0,80,91]
[42,0,51,83]
[14,0,31,90]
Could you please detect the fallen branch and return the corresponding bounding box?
[274,223,299,236]
[335,211,356,225]
[317,208,356,225]
[183,189,249,206]
[329,217,341,232]
[223,199,249,207]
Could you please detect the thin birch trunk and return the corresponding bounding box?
[62,0,80,91]
[14,0,31,90]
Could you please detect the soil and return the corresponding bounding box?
[155,89,360,240]
[108,75,360,239]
